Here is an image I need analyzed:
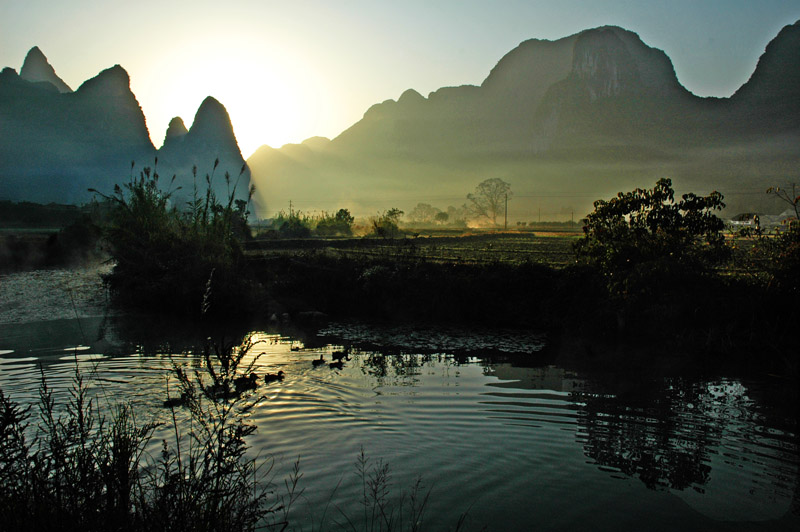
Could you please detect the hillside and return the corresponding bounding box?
[248,23,800,220]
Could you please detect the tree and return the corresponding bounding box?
[767,183,800,220]
[574,178,729,292]
[408,203,440,224]
[467,178,511,226]
[434,211,449,224]
[315,208,354,236]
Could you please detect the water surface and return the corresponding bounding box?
[0,316,797,531]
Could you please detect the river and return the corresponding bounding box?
[0,268,798,531]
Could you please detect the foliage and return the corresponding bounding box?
[333,447,437,532]
[466,178,512,226]
[272,209,313,238]
[43,214,104,266]
[741,183,800,295]
[434,211,449,224]
[767,183,800,220]
[573,178,729,294]
[370,208,404,239]
[315,208,355,236]
[0,205,108,272]
[269,208,354,238]
[92,159,256,317]
[407,203,441,225]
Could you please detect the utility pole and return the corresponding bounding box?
[289,199,293,217]
[504,193,508,230]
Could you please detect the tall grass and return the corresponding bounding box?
[0,336,281,532]
[91,159,258,317]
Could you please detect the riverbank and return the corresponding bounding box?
[0,263,112,325]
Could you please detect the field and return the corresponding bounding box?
[245,231,581,267]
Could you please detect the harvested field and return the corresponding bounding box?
[245,231,579,267]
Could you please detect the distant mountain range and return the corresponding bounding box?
[248,22,800,219]
[2,22,799,219]
[0,48,249,205]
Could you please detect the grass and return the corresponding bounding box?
[0,337,278,532]
[94,160,258,318]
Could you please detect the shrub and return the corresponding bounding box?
[92,160,256,317]
[272,210,313,238]
[315,208,354,237]
[370,208,404,239]
[574,178,729,294]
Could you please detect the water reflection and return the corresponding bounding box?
[0,317,798,528]
[481,361,800,523]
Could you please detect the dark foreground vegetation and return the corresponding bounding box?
[82,169,799,373]
[0,339,273,532]
[6,167,796,371]
[90,161,259,317]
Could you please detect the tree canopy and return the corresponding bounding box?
[467,178,511,226]
[574,178,729,292]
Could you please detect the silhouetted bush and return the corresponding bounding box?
[93,160,257,317]
[272,210,313,238]
[44,214,104,266]
[315,208,354,236]
[574,178,730,295]
[370,208,404,238]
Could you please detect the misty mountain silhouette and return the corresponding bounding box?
[20,46,72,93]
[158,97,251,203]
[0,48,249,205]
[248,22,800,219]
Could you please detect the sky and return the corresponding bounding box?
[2,0,800,158]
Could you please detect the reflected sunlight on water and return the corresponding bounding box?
[0,318,797,531]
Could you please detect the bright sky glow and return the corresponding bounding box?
[2,0,800,158]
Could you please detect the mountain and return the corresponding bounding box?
[248,22,800,219]
[0,48,250,205]
[0,58,155,203]
[19,46,72,93]
[157,97,250,205]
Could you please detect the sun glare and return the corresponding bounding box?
[142,40,323,158]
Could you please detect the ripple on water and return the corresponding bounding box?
[0,324,797,531]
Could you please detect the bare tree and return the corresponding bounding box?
[467,178,512,226]
[767,183,800,220]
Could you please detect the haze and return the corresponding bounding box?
[2,0,800,158]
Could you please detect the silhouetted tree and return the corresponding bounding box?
[408,203,440,224]
[467,178,511,226]
[316,208,354,236]
[574,178,728,293]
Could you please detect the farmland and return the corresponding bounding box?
[245,230,581,267]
